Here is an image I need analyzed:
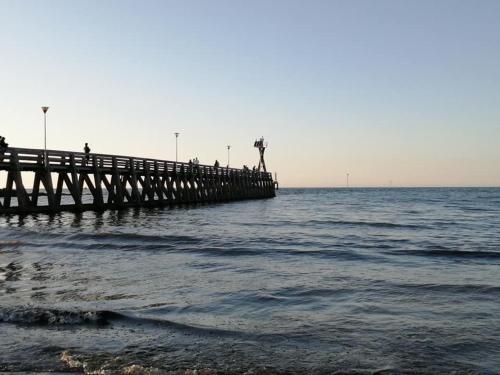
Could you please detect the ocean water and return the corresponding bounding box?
[0,188,499,374]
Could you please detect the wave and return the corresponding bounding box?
[460,206,492,212]
[275,287,355,298]
[0,306,300,344]
[0,306,245,337]
[305,219,428,230]
[19,240,175,252]
[187,246,377,261]
[60,350,161,375]
[68,231,202,244]
[392,282,500,295]
[12,231,204,253]
[0,307,118,326]
[2,229,202,246]
[389,249,500,259]
[11,235,379,260]
[244,219,429,230]
[0,239,22,246]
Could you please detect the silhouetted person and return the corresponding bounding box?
[0,137,8,149]
[84,143,91,162]
[0,136,7,162]
[214,160,219,168]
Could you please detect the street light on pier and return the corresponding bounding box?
[41,106,49,166]
[174,132,179,162]
[227,145,231,167]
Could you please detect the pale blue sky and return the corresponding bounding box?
[1,0,499,186]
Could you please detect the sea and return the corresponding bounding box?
[0,188,499,374]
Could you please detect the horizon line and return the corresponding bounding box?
[280,185,500,189]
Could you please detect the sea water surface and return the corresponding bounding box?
[1,188,499,374]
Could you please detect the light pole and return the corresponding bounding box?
[41,106,49,166]
[174,132,179,162]
[227,145,231,167]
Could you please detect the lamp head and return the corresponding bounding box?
[41,106,49,113]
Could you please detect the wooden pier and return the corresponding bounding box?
[0,147,275,214]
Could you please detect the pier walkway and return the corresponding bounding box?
[0,147,275,214]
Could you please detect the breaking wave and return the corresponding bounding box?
[0,307,118,326]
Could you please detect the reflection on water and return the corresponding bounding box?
[0,188,500,373]
[0,262,22,285]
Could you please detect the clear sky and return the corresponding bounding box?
[1,0,499,187]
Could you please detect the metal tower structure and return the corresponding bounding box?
[254,136,268,172]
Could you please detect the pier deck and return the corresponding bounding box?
[0,147,275,214]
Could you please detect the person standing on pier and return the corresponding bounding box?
[0,136,7,162]
[84,143,91,163]
[0,137,8,149]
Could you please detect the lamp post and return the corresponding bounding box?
[174,132,179,162]
[227,145,231,167]
[41,106,49,166]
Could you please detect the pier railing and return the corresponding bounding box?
[0,147,275,214]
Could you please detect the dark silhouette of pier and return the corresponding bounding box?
[0,147,275,214]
